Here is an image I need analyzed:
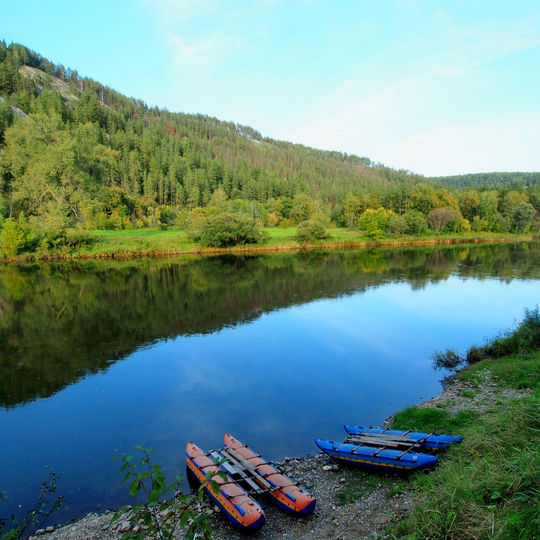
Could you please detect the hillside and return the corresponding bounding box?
[436,172,540,189]
[0,40,539,249]
[0,42,423,208]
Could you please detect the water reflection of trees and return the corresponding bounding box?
[0,242,538,407]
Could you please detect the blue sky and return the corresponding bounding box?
[2,0,539,176]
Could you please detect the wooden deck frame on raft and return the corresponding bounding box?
[340,431,435,458]
[207,447,297,496]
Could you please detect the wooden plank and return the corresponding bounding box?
[347,437,402,447]
[223,454,267,493]
[243,476,265,493]
[356,430,436,445]
[224,447,273,490]
[232,470,265,494]
[347,435,422,447]
[346,435,420,449]
[221,460,239,476]
[359,433,419,442]
[209,450,265,493]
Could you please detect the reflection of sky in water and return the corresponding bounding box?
[1,276,539,523]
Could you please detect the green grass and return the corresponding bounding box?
[337,486,366,506]
[85,228,193,254]
[392,407,478,434]
[389,350,540,539]
[84,228,537,255]
[2,226,536,262]
[460,353,540,391]
[71,226,386,255]
[466,308,540,365]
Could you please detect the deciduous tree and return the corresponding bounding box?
[426,207,460,233]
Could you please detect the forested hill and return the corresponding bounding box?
[436,172,540,189]
[0,41,539,240]
[0,42,424,222]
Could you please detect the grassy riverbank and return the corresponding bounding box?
[2,227,538,262]
[387,313,540,539]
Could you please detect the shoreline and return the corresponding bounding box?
[1,233,537,264]
[31,368,529,540]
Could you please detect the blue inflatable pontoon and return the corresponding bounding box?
[315,438,438,472]
[344,425,463,449]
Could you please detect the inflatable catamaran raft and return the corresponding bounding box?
[316,424,463,472]
[186,434,316,531]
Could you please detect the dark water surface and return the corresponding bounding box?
[1,243,539,524]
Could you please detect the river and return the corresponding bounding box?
[0,242,539,524]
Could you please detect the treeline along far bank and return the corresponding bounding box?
[0,41,539,256]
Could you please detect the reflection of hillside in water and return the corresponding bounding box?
[0,242,538,407]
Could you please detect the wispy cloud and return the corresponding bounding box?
[286,15,540,174]
[140,1,540,174]
[389,117,540,175]
[426,19,540,77]
[142,0,251,74]
[163,29,245,72]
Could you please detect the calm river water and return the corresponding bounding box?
[1,242,539,524]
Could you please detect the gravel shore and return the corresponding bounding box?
[30,453,412,540]
[31,370,524,540]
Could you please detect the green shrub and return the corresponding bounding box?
[0,469,64,539]
[38,228,91,253]
[404,210,427,235]
[199,212,263,247]
[466,345,485,364]
[467,307,540,363]
[113,447,213,540]
[63,228,91,249]
[357,208,395,239]
[433,349,464,369]
[0,217,29,257]
[389,214,408,235]
[295,218,328,244]
[453,217,471,233]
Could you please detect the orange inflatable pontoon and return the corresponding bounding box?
[223,433,316,515]
[185,441,266,531]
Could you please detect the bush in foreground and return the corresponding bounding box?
[199,213,263,247]
[113,446,214,540]
[0,469,64,539]
[295,218,329,244]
